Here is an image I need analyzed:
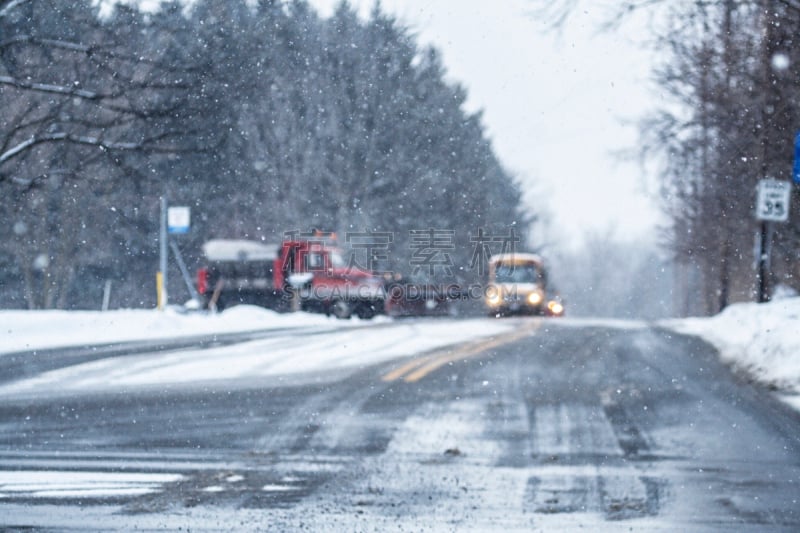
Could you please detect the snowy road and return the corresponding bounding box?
[1,318,799,531]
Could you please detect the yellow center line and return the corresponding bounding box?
[381,319,542,383]
[380,354,440,382]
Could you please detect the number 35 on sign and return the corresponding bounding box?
[756,179,792,222]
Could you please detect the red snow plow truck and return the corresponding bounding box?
[196,235,385,319]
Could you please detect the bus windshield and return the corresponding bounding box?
[494,263,542,284]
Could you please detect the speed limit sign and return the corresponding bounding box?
[756,179,791,222]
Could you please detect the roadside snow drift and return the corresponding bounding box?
[0,307,518,396]
[0,306,358,354]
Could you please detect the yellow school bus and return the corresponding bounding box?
[485,253,563,316]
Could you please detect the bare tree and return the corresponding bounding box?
[0,1,208,308]
[532,0,800,312]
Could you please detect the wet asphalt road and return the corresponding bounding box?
[0,319,799,531]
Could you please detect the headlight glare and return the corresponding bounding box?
[486,287,502,306]
[527,292,543,305]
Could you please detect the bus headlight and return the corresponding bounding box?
[547,300,564,316]
[527,292,543,306]
[486,288,502,307]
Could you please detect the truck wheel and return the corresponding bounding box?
[331,299,352,319]
[355,302,377,319]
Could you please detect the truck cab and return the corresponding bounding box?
[276,238,384,318]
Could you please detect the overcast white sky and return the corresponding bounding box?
[308,0,662,249]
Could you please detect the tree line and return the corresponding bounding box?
[0,0,531,309]
[642,0,800,314]
[536,0,800,315]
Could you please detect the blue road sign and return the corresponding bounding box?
[167,206,191,234]
[793,131,800,184]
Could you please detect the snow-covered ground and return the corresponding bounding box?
[0,305,360,354]
[0,306,520,396]
[1,298,798,408]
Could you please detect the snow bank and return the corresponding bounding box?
[663,297,800,393]
[0,306,362,354]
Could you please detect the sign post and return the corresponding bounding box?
[167,206,197,306]
[158,200,194,310]
[755,179,792,302]
[167,205,193,308]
